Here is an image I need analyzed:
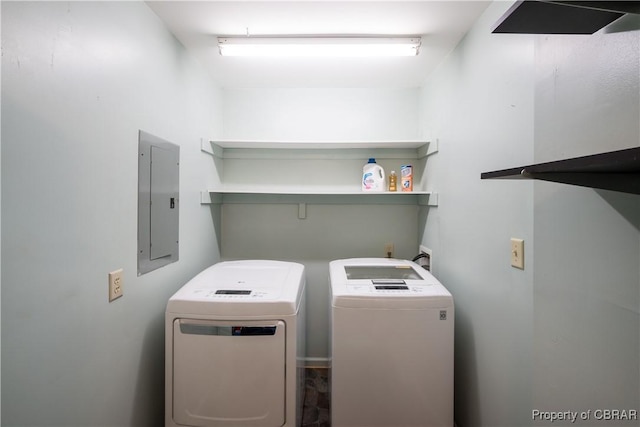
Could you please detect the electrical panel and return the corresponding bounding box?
[138,130,179,275]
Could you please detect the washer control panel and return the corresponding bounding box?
[347,281,432,294]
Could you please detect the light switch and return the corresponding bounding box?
[511,238,524,269]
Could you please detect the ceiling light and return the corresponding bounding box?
[217,37,421,57]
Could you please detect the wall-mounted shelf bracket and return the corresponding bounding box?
[418,192,439,206]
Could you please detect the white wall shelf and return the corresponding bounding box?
[202,139,438,160]
[201,188,438,206]
[201,139,439,207]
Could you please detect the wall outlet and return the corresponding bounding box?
[417,245,432,271]
[511,238,524,269]
[109,269,123,302]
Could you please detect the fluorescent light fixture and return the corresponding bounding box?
[217,37,421,57]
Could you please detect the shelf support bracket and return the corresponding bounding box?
[417,140,439,159]
[201,140,224,158]
[201,191,224,204]
[418,192,438,206]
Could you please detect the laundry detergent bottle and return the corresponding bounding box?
[362,158,385,192]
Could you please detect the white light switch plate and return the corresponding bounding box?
[511,238,524,269]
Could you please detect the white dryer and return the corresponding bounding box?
[329,258,454,427]
[165,260,306,427]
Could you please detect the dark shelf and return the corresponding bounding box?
[548,2,640,15]
[492,1,635,34]
[481,147,640,194]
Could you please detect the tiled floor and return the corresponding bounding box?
[302,368,331,427]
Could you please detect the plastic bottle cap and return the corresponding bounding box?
[368,158,376,163]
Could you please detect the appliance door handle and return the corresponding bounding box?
[178,320,278,336]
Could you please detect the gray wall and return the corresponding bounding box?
[421,2,639,427]
[420,2,535,425]
[532,30,639,425]
[221,87,420,141]
[1,2,222,425]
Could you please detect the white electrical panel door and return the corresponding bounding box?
[150,145,179,260]
[172,319,286,427]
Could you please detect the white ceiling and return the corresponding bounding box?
[146,1,491,88]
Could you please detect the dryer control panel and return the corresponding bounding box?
[189,288,278,299]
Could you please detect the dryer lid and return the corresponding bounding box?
[167,260,305,316]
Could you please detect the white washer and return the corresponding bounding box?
[165,260,306,427]
[329,258,454,427]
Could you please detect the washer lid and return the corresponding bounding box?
[167,260,305,316]
[330,258,453,309]
[344,265,424,280]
